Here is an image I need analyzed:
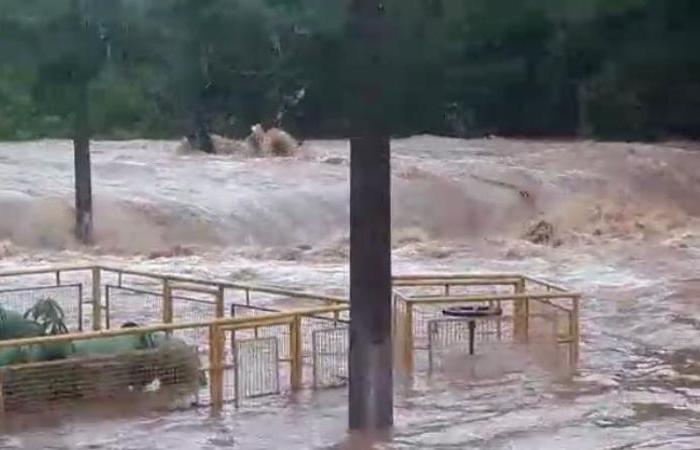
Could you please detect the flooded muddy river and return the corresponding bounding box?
[0,137,699,449]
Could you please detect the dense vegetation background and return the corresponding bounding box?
[0,0,698,142]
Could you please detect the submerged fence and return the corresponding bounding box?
[0,284,83,331]
[393,274,580,374]
[0,266,579,414]
[312,327,349,388]
[0,303,349,412]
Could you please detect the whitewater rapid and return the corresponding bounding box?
[0,136,699,449]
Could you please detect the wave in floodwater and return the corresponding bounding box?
[1,137,700,449]
[0,137,699,257]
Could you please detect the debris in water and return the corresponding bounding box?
[175,124,299,157]
[0,240,17,258]
[266,127,299,156]
[226,268,259,281]
[248,124,299,157]
[320,156,347,165]
[147,245,196,259]
[524,219,557,246]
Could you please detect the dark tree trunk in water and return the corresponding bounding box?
[348,0,393,432]
[349,135,392,431]
[74,85,93,244]
[187,106,214,153]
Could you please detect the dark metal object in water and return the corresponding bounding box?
[441,306,502,355]
[442,305,503,318]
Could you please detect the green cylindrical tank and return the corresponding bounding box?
[0,331,163,367]
[29,342,74,361]
[0,306,47,366]
[72,333,155,356]
[0,347,28,366]
[0,342,75,366]
[0,307,43,341]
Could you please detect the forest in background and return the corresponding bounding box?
[0,0,699,143]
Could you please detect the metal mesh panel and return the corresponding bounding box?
[233,337,280,401]
[252,325,290,360]
[105,285,162,329]
[172,299,217,349]
[529,299,571,340]
[230,303,289,360]
[412,301,509,349]
[169,327,216,406]
[428,319,475,348]
[312,327,348,388]
[0,285,83,332]
[527,299,576,371]
[0,342,202,413]
[230,303,279,318]
[105,286,217,347]
[301,315,345,363]
[427,317,512,371]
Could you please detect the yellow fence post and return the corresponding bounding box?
[162,279,173,325]
[0,371,5,415]
[91,266,102,331]
[391,294,399,364]
[403,302,414,373]
[391,294,397,337]
[209,324,224,411]
[290,315,303,390]
[333,301,340,324]
[570,295,580,367]
[513,278,528,342]
[216,285,225,318]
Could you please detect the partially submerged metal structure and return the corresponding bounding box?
[0,265,580,414]
[392,274,580,374]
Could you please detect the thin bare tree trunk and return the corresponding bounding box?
[74,84,93,244]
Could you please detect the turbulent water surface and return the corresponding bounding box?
[0,137,699,449]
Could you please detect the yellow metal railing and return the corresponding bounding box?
[0,265,347,331]
[0,266,581,414]
[0,302,349,413]
[392,274,580,373]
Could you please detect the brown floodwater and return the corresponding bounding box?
[0,137,699,449]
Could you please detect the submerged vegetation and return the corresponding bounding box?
[0,0,698,142]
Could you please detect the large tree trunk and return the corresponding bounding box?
[348,135,392,430]
[187,106,215,153]
[348,0,393,432]
[74,84,93,244]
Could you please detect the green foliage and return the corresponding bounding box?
[23,297,69,336]
[0,0,698,141]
